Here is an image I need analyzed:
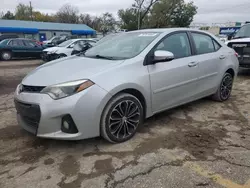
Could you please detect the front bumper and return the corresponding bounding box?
[238,55,250,67]
[14,85,111,140]
[41,52,59,62]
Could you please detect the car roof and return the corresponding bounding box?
[130,28,209,34]
[69,38,97,43]
[8,38,34,41]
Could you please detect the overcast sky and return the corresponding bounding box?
[2,0,250,24]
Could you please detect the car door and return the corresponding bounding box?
[8,39,27,58]
[23,40,42,57]
[147,32,200,113]
[190,32,222,95]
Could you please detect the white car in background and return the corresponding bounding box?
[42,38,97,61]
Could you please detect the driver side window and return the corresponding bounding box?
[155,32,191,59]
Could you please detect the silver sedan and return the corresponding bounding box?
[14,28,239,143]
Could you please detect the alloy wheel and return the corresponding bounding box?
[220,74,233,100]
[2,52,11,60]
[108,100,140,140]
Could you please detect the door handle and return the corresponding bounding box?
[188,62,198,67]
[219,55,226,60]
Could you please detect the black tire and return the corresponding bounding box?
[101,93,144,143]
[1,51,12,61]
[212,72,233,102]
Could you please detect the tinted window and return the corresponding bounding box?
[156,32,191,59]
[213,40,221,51]
[23,40,36,47]
[9,40,24,46]
[192,33,215,55]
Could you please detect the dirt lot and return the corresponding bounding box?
[1,60,250,188]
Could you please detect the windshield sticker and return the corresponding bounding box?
[139,33,158,37]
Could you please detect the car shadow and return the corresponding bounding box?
[238,67,250,76]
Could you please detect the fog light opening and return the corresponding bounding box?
[61,115,78,134]
[63,121,70,130]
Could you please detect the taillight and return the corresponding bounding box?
[235,52,239,57]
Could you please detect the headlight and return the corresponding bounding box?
[47,50,58,54]
[41,80,94,100]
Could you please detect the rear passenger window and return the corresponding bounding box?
[213,40,221,51]
[192,33,215,55]
[10,40,24,46]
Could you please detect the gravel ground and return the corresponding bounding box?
[1,59,250,188]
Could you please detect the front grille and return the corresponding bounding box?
[14,100,41,133]
[21,85,45,93]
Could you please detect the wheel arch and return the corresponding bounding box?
[115,88,147,119]
[226,68,235,78]
[106,83,153,118]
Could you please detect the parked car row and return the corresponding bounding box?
[0,36,99,61]
[0,38,45,60]
[42,38,97,62]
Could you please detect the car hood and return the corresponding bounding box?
[43,46,62,52]
[43,40,52,44]
[226,37,250,45]
[22,56,123,86]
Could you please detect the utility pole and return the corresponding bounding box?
[138,6,141,30]
[29,1,33,21]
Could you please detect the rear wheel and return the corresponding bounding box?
[212,72,233,101]
[1,51,12,60]
[101,93,144,143]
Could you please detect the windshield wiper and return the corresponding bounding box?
[94,55,116,60]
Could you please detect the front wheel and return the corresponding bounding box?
[101,93,144,143]
[212,73,233,102]
[1,51,12,60]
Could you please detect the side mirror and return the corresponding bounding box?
[227,32,235,41]
[153,50,174,63]
[227,35,232,41]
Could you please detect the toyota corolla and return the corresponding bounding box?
[14,28,239,143]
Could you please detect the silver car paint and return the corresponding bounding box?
[14,28,239,140]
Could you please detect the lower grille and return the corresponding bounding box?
[14,100,41,133]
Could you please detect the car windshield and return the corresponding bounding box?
[48,36,58,41]
[234,25,250,38]
[0,39,8,44]
[85,32,160,60]
[58,40,73,47]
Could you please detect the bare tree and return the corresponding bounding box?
[133,0,159,29]
[56,4,79,24]
[79,14,92,26]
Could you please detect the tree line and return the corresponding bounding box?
[0,0,197,33]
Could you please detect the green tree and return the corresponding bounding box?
[118,8,138,31]
[150,0,197,28]
[56,4,79,23]
[15,3,32,20]
[2,11,15,20]
[33,11,55,22]
[169,1,197,27]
